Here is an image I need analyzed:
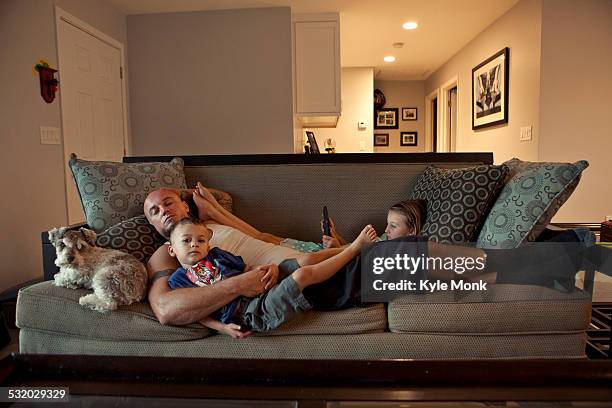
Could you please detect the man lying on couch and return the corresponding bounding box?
[144,184,595,328]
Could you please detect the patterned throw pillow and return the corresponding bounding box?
[69,154,187,232]
[96,215,166,263]
[409,165,508,243]
[476,158,588,249]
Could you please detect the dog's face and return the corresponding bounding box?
[49,227,97,267]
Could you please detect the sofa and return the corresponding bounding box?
[16,153,593,359]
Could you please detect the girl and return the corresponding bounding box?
[280,199,426,252]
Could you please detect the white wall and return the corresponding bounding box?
[127,8,294,155]
[0,0,127,292]
[425,0,542,163]
[373,80,425,153]
[309,68,373,153]
[539,0,612,222]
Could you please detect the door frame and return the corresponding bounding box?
[425,88,440,152]
[439,76,458,153]
[55,6,130,157]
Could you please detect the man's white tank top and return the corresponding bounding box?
[206,223,301,266]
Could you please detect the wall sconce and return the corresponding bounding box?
[39,66,59,103]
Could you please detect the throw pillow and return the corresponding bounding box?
[476,158,589,249]
[96,215,166,263]
[409,165,508,243]
[68,154,187,232]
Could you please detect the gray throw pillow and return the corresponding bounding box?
[476,158,589,249]
[410,165,508,243]
[69,154,187,232]
[96,215,166,263]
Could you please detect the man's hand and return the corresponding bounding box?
[235,267,269,297]
[259,264,279,290]
[217,323,252,339]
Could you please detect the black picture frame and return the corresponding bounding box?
[472,47,509,130]
[373,133,389,147]
[305,131,320,154]
[402,107,418,121]
[374,108,399,129]
[400,132,418,146]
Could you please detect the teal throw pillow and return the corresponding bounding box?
[96,215,166,263]
[476,158,588,249]
[69,154,187,232]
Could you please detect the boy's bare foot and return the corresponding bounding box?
[348,225,377,253]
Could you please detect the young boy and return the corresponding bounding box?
[166,217,377,338]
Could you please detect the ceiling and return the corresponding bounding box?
[105,0,520,80]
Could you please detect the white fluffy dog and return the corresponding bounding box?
[49,227,148,313]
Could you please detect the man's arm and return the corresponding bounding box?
[147,245,268,326]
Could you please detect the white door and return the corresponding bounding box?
[57,19,125,225]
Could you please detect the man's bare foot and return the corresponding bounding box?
[348,225,377,253]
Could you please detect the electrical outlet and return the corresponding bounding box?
[40,126,61,145]
[359,141,365,151]
[520,126,532,141]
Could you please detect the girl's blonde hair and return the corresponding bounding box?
[388,199,426,235]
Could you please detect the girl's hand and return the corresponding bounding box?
[195,182,218,204]
[193,191,217,220]
[322,235,341,248]
[328,217,348,245]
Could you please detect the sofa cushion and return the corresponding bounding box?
[17,281,210,341]
[68,155,188,232]
[96,215,166,263]
[409,164,508,243]
[16,282,387,340]
[477,159,588,249]
[387,284,591,333]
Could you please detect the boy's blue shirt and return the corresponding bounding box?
[167,247,246,323]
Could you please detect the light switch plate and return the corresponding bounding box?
[358,121,366,130]
[40,126,61,145]
[520,126,532,141]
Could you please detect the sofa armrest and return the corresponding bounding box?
[41,222,88,281]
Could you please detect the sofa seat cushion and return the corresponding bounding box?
[388,284,591,333]
[17,282,387,340]
[17,282,209,341]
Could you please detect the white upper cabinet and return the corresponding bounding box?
[293,13,341,126]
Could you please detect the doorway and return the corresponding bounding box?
[425,89,440,152]
[56,8,128,224]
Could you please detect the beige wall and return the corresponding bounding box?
[373,80,425,153]
[310,68,374,153]
[127,8,294,156]
[425,0,542,163]
[539,0,612,222]
[0,0,127,292]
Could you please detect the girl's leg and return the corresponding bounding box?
[292,225,377,290]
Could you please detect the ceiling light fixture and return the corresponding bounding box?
[402,21,418,30]
[392,42,404,48]
[384,56,396,62]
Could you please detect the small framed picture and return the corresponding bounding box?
[472,47,509,130]
[305,131,320,154]
[373,133,389,146]
[402,107,418,121]
[374,108,398,129]
[400,131,417,146]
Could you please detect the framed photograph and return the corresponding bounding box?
[305,131,320,154]
[374,108,398,129]
[373,133,389,147]
[400,131,417,146]
[472,47,509,130]
[402,107,418,121]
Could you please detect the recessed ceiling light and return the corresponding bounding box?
[402,21,418,30]
[392,42,404,48]
[384,56,396,62]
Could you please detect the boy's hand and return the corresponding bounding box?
[260,264,279,289]
[218,323,252,339]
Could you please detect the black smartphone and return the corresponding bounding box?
[322,206,331,236]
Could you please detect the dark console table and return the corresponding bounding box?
[1,354,612,406]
